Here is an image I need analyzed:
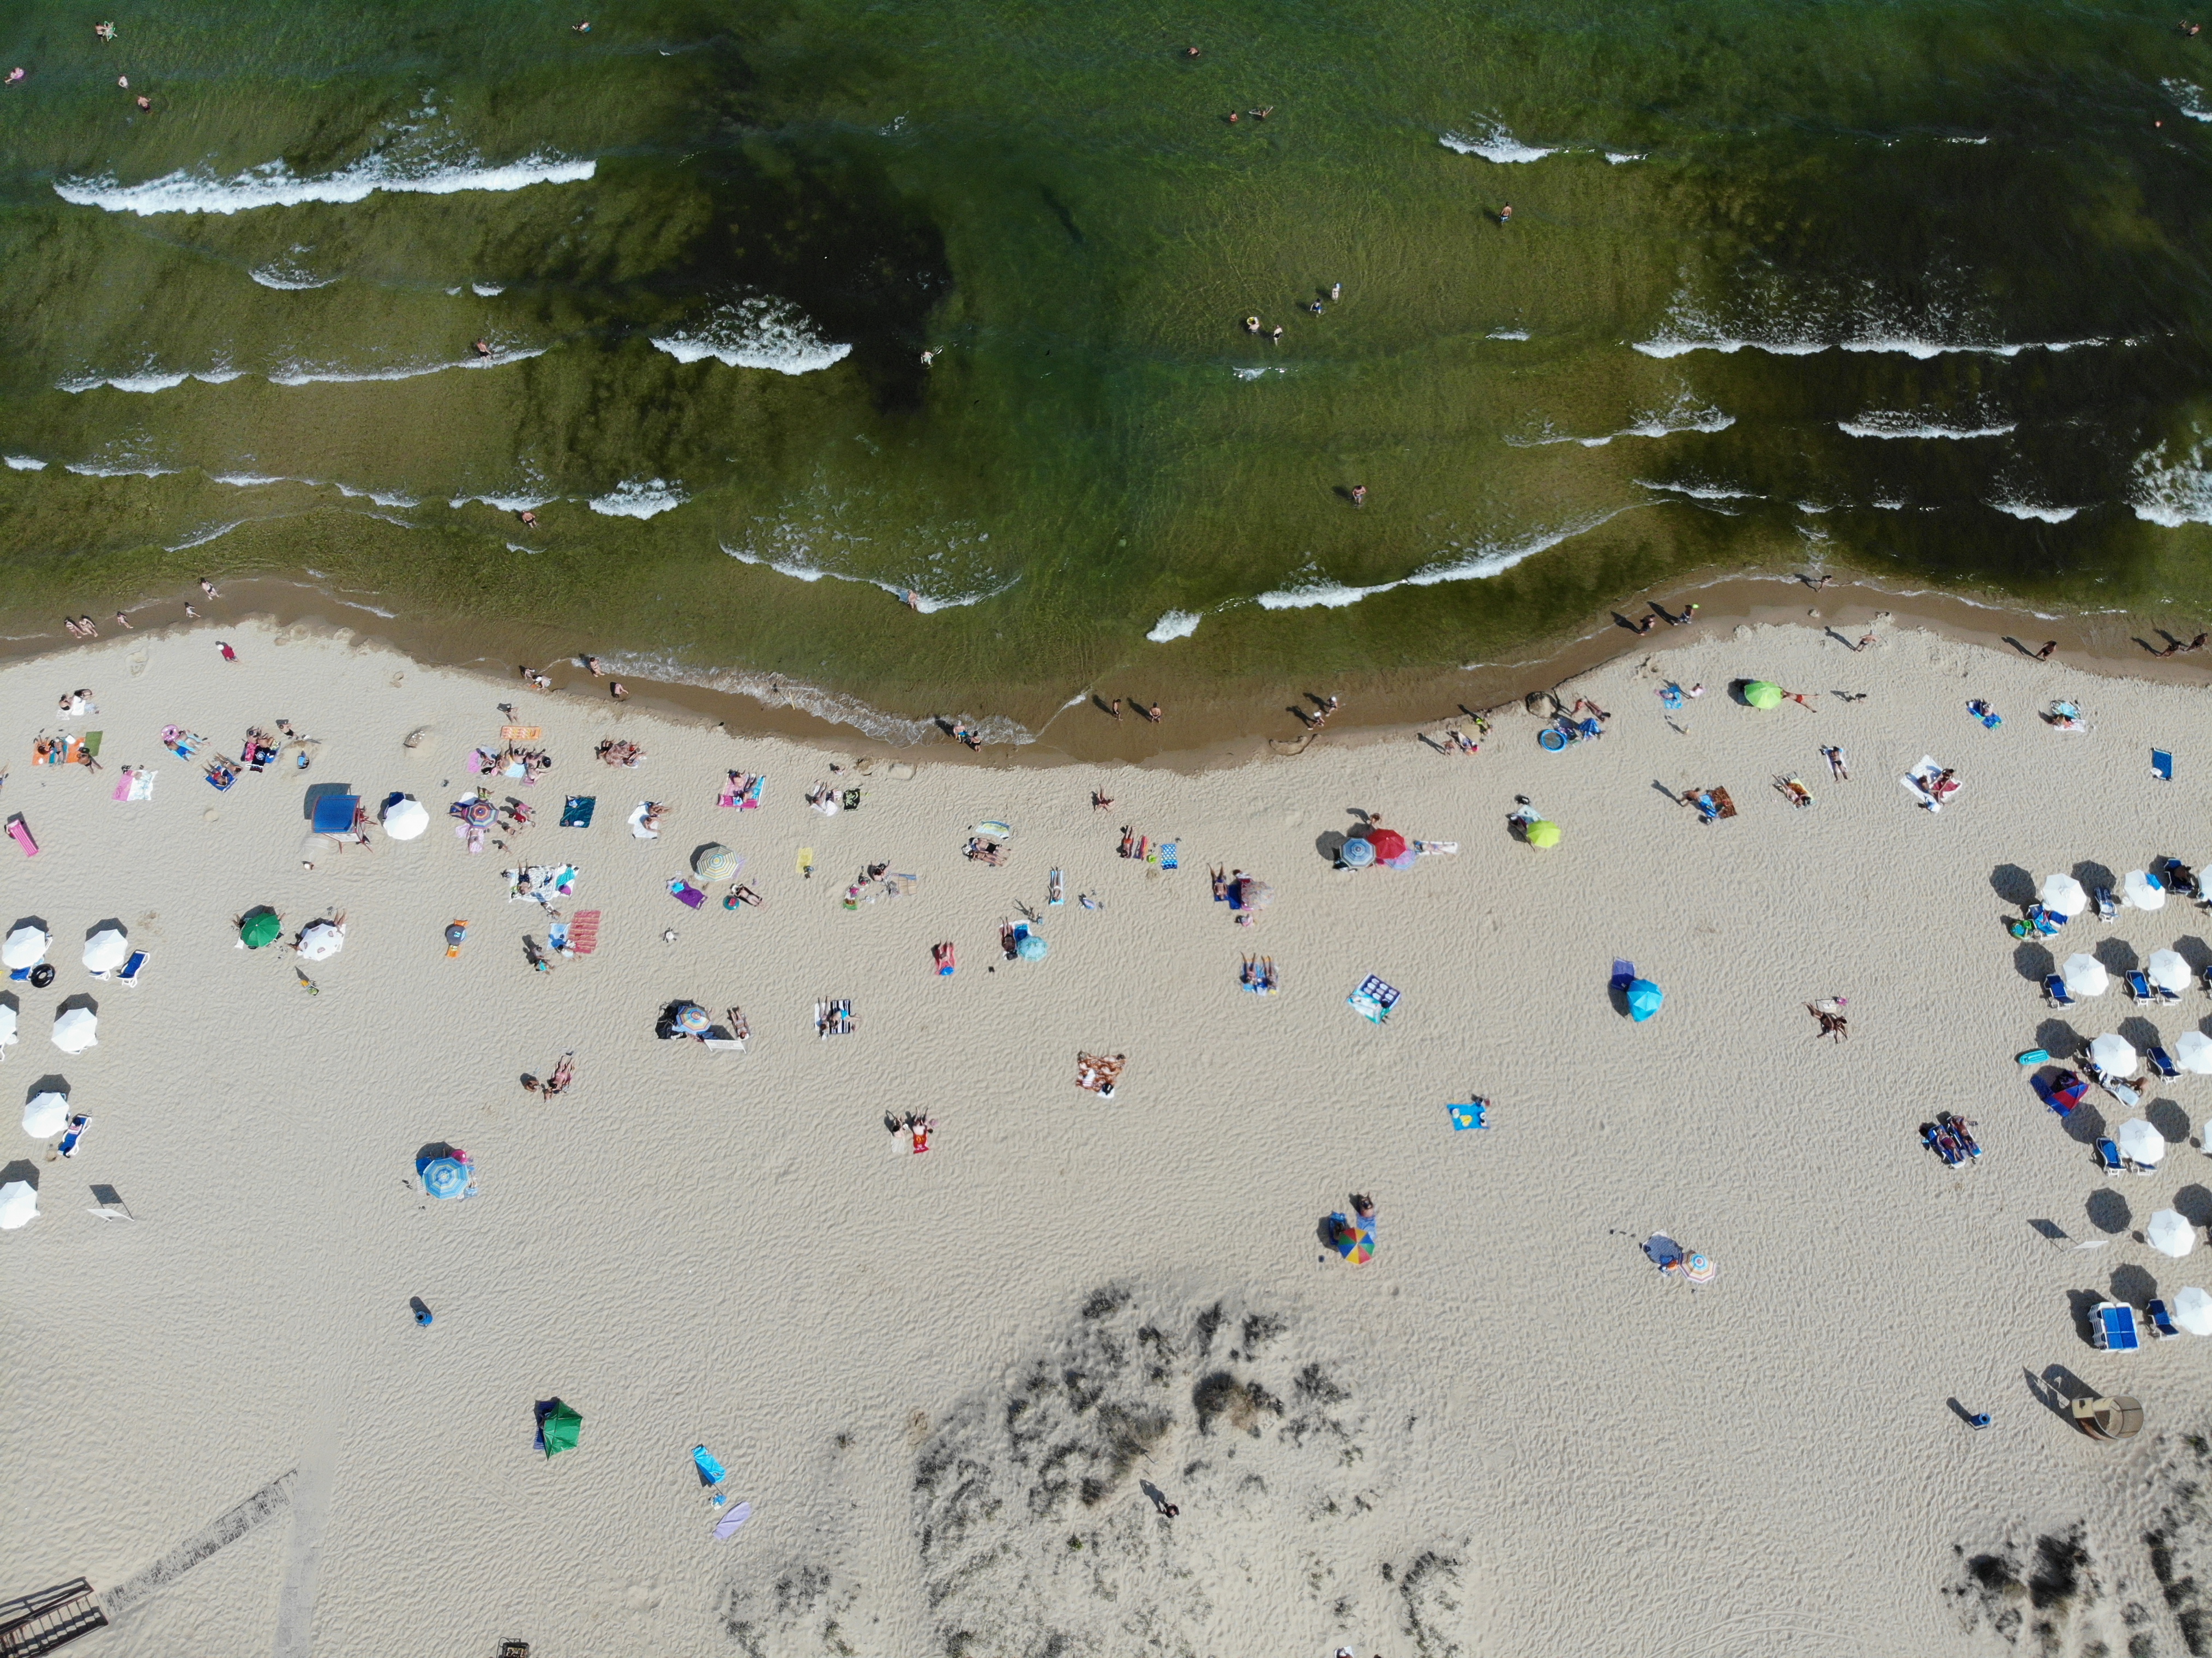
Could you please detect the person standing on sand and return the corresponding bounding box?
[2036,640,2058,660]
[1146,703,1163,723]
[1670,603,1699,626]
[200,577,219,599]
[1110,698,1123,720]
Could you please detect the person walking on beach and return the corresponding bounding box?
[1670,602,1699,626]
[2035,640,2058,660]
[1146,702,1163,723]
[1110,698,1123,720]
[1636,614,1657,636]
[200,576,219,599]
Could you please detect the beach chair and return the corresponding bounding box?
[2090,1301,2142,1352]
[2150,1046,2180,1078]
[2153,748,2174,782]
[2149,1299,2182,1339]
[2203,961,2212,999]
[2094,1139,2123,1175]
[2126,970,2152,1002]
[2093,886,2119,921]
[2043,973,2074,1008]
[116,950,147,987]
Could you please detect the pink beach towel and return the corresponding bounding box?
[7,815,38,856]
[567,911,601,955]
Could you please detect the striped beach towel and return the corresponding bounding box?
[567,910,601,956]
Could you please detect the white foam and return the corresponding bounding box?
[1636,295,2110,361]
[56,152,596,217]
[1944,135,1991,144]
[1440,119,1558,164]
[5,455,49,471]
[593,648,1037,748]
[1636,478,1761,502]
[449,490,555,512]
[1486,329,1531,341]
[1520,393,1732,448]
[59,367,248,394]
[267,345,545,386]
[167,520,250,551]
[1253,509,1632,610]
[1146,610,1203,643]
[1988,499,2079,523]
[1838,413,2016,440]
[651,295,851,375]
[335,599,398,617]
[1604,151,1645,164]
[2165,79,2212,122]
[2131,438,2212,527]
[250,261,338,290]
[471,282,505,297]
[63,458,180,478]
[1233,366,1286,380]
[720,541,1014,612]
[505,542,539,555]
[590,478,688,519]
[210,470,418,508]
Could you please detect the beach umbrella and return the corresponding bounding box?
[1744,681,1783,710]
[1230,878,1275,911]
[1365,828,1409,863]
[0,1180,36,1230]
[674,1003,711,1035]
[51,1007,96,1055]
[81,927,128,974]
[1643,1234,1685,1270]
[1333,1214,1375,1266]
[0,1002,15,1051]
[2123,869,2168,911]
[239,910,282,949]
[2149,949,2193,994]
[1524,819,1562,849]
[2089,1033,2139,1076]
[22,1091,67,1138]
[694,844,737,881]
[1338,836,1377,868]
[2040,874,2089,917]
[462,798,498,827]
[2060,953,2109,998]
[1626,978,1664,1022]
[2,924,48,970]
[1682,1251,1717,1284]
[2177,1031,2212,1074]
[2147,1209,2197,1259]
[382,796,429,840]
[539,1400,584,1457]
[2173,1285,2212,1335]
[422,1156,473,1199]
[2117,1119,2167,1167]
[1017,932,1050,962]
[297,921,345,962]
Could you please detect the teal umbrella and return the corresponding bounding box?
[1017,932,1049,962]
[1626,978,1664,1021]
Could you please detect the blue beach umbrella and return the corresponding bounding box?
[1338,836,1377,869]
[422,1157,472,1199]
[1017,932,1049,962]
[1626,978,1664,1022]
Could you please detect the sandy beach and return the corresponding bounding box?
[7,615,2212,1658]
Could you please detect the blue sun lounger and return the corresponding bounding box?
[2094,886,2119,921]
[2043,974,2073,1007]
[2150,1046,2180,1078]
[2092,1301,2141,1352]
[2095,1138,2123,1174]
[2127,970,2155,1003]
[2149,1299,2181,1340]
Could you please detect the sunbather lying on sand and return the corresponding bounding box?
[966,837,1006,866]
[1075,1052,1126,1097]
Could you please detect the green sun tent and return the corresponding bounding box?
[538,1399,583,1457]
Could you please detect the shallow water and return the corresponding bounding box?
[3,0,2210,713]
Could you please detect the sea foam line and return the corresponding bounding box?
[1252,508,1636,611]
[60,368,244,394]
[211,471,419,508]
[1839,414,2016,440]
[1513,395,1732,448]
[1988,499,2079,523]
[2131,436,2212,527]
[1146,610,1202,643]
[2165,79,2212,122]
[267,346,545,386]
[591,479,688,520]
[55,152,596,217]
[1440,119,1558,164]
[651,295,851,376]
[720,542,1016,612]
[593,650,1037,748]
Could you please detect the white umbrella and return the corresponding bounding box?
[2117,1119,2167,1167]
[2174,1285,2212,1335]
[2,925,49,970]
[2089,1032,2138,1076]
[2041,873,2089,916]
[2175,1031,2212,1074]
[0,1002,15,1052]
[2147,1209,2197,1259]
[297,921,345,962]
[0,1179,36,1229]
[2149,949,2194,994]
[51,1006,97,1055]
[82,927,128,974]
[2061,954,2110,998]
[2123,869,2168,911]
[382,796,429,841]
[21,1091,67,1137]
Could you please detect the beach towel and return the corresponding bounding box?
[501,725,543,743]
[1414,839,1459,855]
[718,773,766,809]
[1348,974,1399,1023]
[713,1501,753,1540]
[1158,842,1179,869]
[7,815,38,857]
[628,803,660,839]
[1448,1101,1489,1131]
[504,864,578,903]
[670,879,705,908]
[560,795,596,828]
[82,731,101,758]
[567,911,601,955]
[2154,748,2174,782]
[1901,756,1956,810]
[112,766,157,802]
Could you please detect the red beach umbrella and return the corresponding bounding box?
[1364,828,1408,862]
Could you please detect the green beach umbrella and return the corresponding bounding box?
[238,909,282,949]
[1744,681,1783,710]
[1524,819,1562,849]
[539,1400,583,1457]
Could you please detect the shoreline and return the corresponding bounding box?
[7,558,2207,772]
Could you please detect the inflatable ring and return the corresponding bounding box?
[1537,727,1568,752]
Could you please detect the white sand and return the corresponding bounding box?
[5,618,2211,1657]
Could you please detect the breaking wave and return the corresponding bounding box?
[1440,119,1558,164]
[1252,508,1636,610]
[590,479,689,519]
[1146,610,1203,642]
[1987,499,2079,523]
[2130,436,2212,527]
[56,152,596,217]
[1839,413,2016,440]
[651,295,851,375]
[720,542,1014,612]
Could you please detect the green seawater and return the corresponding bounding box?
[4,0,2212,730]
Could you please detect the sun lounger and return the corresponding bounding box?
[2127,970,2154,1003]
[560,795,596,828]
[2095,1138,2123,1174]
[2093,886,2118,921]
[310,792,361,834]
[2091,1301,2141,1352]
[2153,748,2174,782]
[2043,973,2073,1007]
[2149,1299,2181,1339]
[2150,1046,2180,1078]
[116,950,147,987]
